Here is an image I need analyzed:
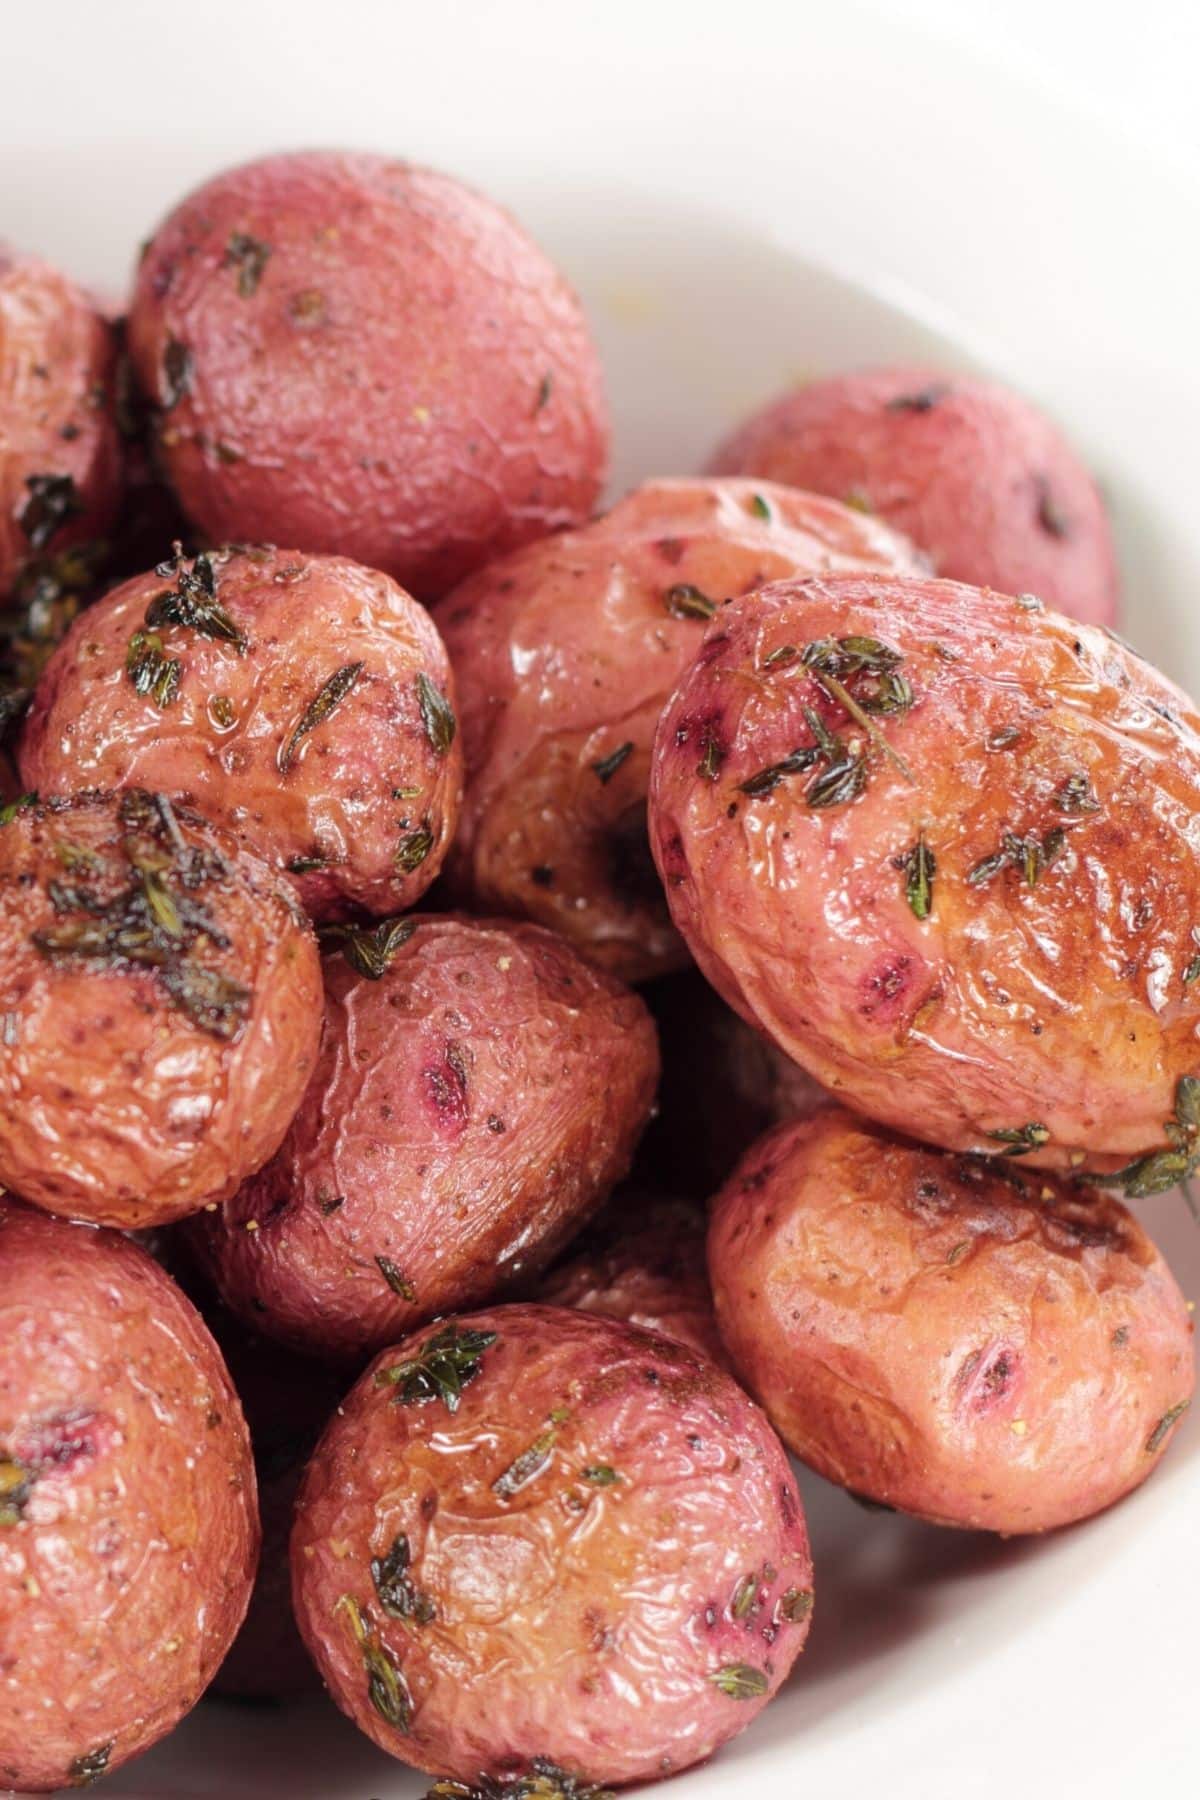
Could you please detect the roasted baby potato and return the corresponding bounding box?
[191,915,659,1360]
[436,477,921,981]
[649,572,1200,1180]
[709,1109,1195,1533]
[0,788,322,1226]
[0,1197,259,1791]
[20,544,463,921]
[292,1305,813,1787]
[709,364,1118,624]
[1,246,123,606]
[127,151,609,597]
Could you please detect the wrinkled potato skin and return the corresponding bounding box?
[20,546,463,921]
[709,1111,1195,1533]
[538,1195,730,1367]
[127,152,608,598]
[709,365,1118,625]
[437,478,921,980]
[292,1305,812,1785]
[0,247,123,604]
[650,572,1200,1168]
[192,917,659,1359]
[0,1200,259,1791]
[0,792,322,1226]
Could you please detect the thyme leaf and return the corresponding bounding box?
[1145,1399,1190,1454]
[591,742,633,784]
[0,1455,34,1526]
[336,1595,411,1732]
[375,1324,497,1413]
[0,793,37,828]
[126,631,181,707]
[749,492,773,520]
[778,1586,814,1623]
[424,1761,614,1800]
[375,1256,416,1302]
[581,1465,619,1486]
[371,1534,436,1624]
[899,834,936,919]
[278,662,364,773]
[396,821,435,873]
[416,672,457,756]
[320,915,416,979]
[493,1424,560,1499]
[145,546,246,648]
[986,1123,1050,1159]
[1054,772,1100,814]
[738,747,818,797]
[1082,1077,1200,1198]
[664,583,718,621]
[709,1662,769,1700]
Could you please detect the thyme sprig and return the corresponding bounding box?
[375,1324,497,1413]
[1084,1076,1200,1198]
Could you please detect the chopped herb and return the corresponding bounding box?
[396,822,435,873]
[144,546,246,648]
[762,643,799,668]
[805,746,867,808]
[887,386,946,413]
[1054,772,1100,814]
[67,1743,113,1787]
[160,961,252,1040]
[371,1534,436,1624]
[986,1122,1050,1159]
[336,1595,411,1732]
[899,834,936,920]
[581,1465,619,1487]
[20,473,81,549]
[0,792,37,827]
[664,583,718,621]
[493,1425,558,1499]
[224,231,272,296]
[1086,1078,1200,1198]
[800,637,916,783]
[416,672,457,756]
[1146,1400,1190,1454]
[591,742,633,784]
[126,631,182,707]
[162,338,193,409]
[318,1194,345,1215]
[709,1662,769,1700]
[321,915,416,979]
[946,1239,971,1265]
[778,1587,814,1623]
[278,661,364,773]
[375,1256,416,1302]
[749,492,772,520]
[535,371,553,412]
[967,828,1066,889]
[424,1761,614,1800]
[0,1455,34,1526]
[844,489,873,514]
[739,747,818,798]
[1036,478,1069,539]
[731,1574,758,1620]
[376,1324,498,1413]
[697,732,724,782]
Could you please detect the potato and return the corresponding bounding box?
[709,1109,1195,1533]
[649,571,1200,1182]
[127,151,608,598]
[0,788,322,1226]
[291,1305,813,1787]
[709,365,1118,624]
[20,544,463,921]
[0,1197,259,1791]
[436,477,921,981]
[0,246,123,606]
[190,915,659,1360]
[538,1194,729,1367]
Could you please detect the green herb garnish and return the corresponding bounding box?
[986,1122,1050,1159]
[1145,1400,1190,1454]
[664,583,717,621]
[899,833,936,919]
[967,828,1066,889]
[396,822,435,873]
[591,742,633,784]
[416,672,456,756]
[144,546,246,648]
[336,1595,411,1732]
[779,1586,814,1623]
[371,1534,436,1624]
[278,662,364,773]
[581,1465,619,1487]
[0,793,37,828]
[749,492,772,520]
[424,1762,614,1800]
[375,1256,416,1302]
[224,232,272,296]
[126,631,182,707]
[67,1743,113,1787]
[0,1456,34,1526]
[709,1662,769,1700]
[1054,772,1100,814]
[376,1324,497,1413]
[1085,1076,1200,1198]
[493,1425,558,1500]
[321,915,415,979]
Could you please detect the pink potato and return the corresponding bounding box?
[709,364,1118,625]
[0,789,322,1227]
[649,571,1200,1182]
[709,1109,1195,1533]
[436,477,922,982]
[190,915,659,1360]
[291,1305,813,1787]
[127,151,609,598]
[1,246,123,606]
[0,1198,259,1792]
[20,543,463,921]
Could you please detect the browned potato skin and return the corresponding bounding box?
[292,1305,813,1787]
[0,1198,259,1791]
[538,1195,731,1367]
[709,1109,1195,1534]
[1,246,123,605]
[435,477,922,982]
[190,916,660,1360]
[20,545,464,921]
[0,791,322,1226]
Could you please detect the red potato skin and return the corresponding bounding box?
[292,1305,813,1787]
[649,572,1200,1170]
[436,477,922,981]
[709,365,1118,625]
[538,1196,731,1368]
[708,1110,1195,1533]
[0,1199,259,1791]
[0,247,123,604]
[0,791,322,1227]
[20,545,463,921]
[127,152,609,598]
[190,916,660,1360]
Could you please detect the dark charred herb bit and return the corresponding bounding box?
[1145,1399,1190,1455]
[376,1324,498,1413]
[371,1534,436,1624]
[0,792,36,828]
[493,1425,558,1500]
[321,915,416,979]
[581,1464,619,1487]
[986,1122,1050,1159]
[375,1256,417,1302]
[162,338,193,409]
[278,662,364,773]
[731,1574,758,1620]
[1054,772,1100,814]
[591,742,633,784]
[887,386,946,413]
[779,1587,814,1623]
[67,1743,113,1787]
[144,546,246,648]
[224,231,272,296]
[396,821,435,874]
[126,631,182,707]
[20,473,81,550]
[805,743,867,809]
[0,1455,34,1526]
[967,828,1066,889]
[664,583,718,622]
[425,1761,615,1800]
[709,1662,769,1700]
[336,1595,411,1732]
[160,962,252,1040]
[899,834,936,919]
[416,671,457,757]
[749,492,773,520]
[1087,1075,1200,1199]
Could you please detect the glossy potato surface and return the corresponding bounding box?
[709,365,1118,624]
[709,1110,1195,1532]
[20,545,463,921]
[0,790,322,1226]
[0,1200,258,1791]
[0,246,123,604]
[127,152,608,597]
[192,916,659,1359]
[437,477,921,980]
[292,1305,813,1786]
[650,572,1200,1173]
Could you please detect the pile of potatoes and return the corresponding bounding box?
[0,150,1193,1798]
